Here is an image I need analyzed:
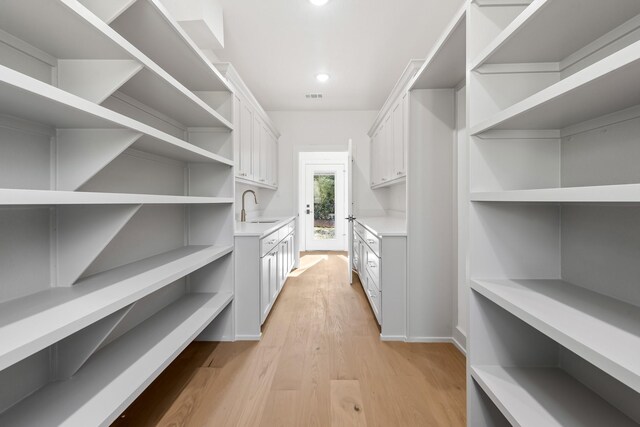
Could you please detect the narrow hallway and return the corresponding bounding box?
[114,252,466,426]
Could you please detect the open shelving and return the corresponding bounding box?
[0,0,236,420]
[410,5,466,90]
[470,0,640,70]
[472,279,640,393]
[0,0,232,129]
[0,245,233,372]
[0,189,233,206]
[467,1,640,425]
[0,64,233,165]
[470,39,640,134]
[102,0,231,92]
[471,183,640,203]
[0,292,233,427]
[471,366,637,427]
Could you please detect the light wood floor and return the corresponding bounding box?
[112,252,466,426]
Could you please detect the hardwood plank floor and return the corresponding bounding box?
[112,251,466,426]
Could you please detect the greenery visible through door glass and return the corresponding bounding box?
[314,174,335,240]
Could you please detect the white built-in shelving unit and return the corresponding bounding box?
[467,0,640,425]
[0,0,236,425]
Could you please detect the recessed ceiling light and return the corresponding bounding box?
[309,0,329,6]
[316,73,330,82]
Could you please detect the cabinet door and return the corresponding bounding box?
[384,114,394,182]
[261,254,271,323]
[252,116,263,184]
[392,96,406,178]
[240,102,253,179]
[269,251,278,302]
[260,125,269,185]
[270,134,278,188]
[370,130,381,187]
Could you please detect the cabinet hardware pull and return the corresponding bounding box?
[367,239,376,244]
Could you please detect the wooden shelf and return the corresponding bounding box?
[0,65,233,166]
[0,0,232,129]
[471,366,637,427]
[107,0,231,92]
[471,279,640,393]
[0,189,233,206]
[411,4,466,90]
[471,0,640,69]
[0,291,233,427]
[470,39,640,134]
[471,183,640,203]
[0,245,232,372]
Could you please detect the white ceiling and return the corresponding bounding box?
[215,0,465,111]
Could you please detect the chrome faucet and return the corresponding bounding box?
[240,190,258,222]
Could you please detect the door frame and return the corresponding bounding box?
[298,151,349,252]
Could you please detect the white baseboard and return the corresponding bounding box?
[380,334,407,342]
[452,326,467,355]
[405,336,454,343]
[235,334,261,341]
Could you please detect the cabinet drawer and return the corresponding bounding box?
[365,270,381,324]
[363,229,380,257]
[354,221,366,239]
[365,249,380,290]
[261,230,280,257]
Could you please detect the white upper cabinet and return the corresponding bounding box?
[368,61,421,189]
[392,94,407,178]
[238,95,254,180]
[215,63,279,190]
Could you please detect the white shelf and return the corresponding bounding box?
[471,366,637,427]
[0,65,233,166]
[0,291,233,427]
[411,4,466,90]
[471,279,640,393]
[0,189,233,206]
[108,0,231,92]
[471,0,640,69]
[0,0,232,129]
[471,183,640,203]
[470,39,640,134]
[0,245,233,372]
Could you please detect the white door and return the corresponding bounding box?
[304,163,346,251]
[346,139,354,284]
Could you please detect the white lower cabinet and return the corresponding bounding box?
[235,218,298,339]
[353,219,407,340]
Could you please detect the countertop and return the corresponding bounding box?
[234,216,297,238]
[356,216,407,237]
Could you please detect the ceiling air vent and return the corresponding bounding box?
[305,93,323,99]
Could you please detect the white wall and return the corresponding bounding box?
[259,110,385,219]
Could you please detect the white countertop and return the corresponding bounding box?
[356,216,407,237]
[234,216,296,238]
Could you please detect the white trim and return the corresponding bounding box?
[298,152,349,252]
[368,60,424,135]
[233,334,262,341]
[406,336,456,343]
[380,335,407,342]
[453,326,467,355]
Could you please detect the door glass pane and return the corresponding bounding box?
[313,173,336,240]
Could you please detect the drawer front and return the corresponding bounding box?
[363,229,380,257]
[364,248,380,290]
[354,221,366,239]
[261,230,280,257]
[286,220,295,235]
[365,270,381,324]
[352,236,361,272]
